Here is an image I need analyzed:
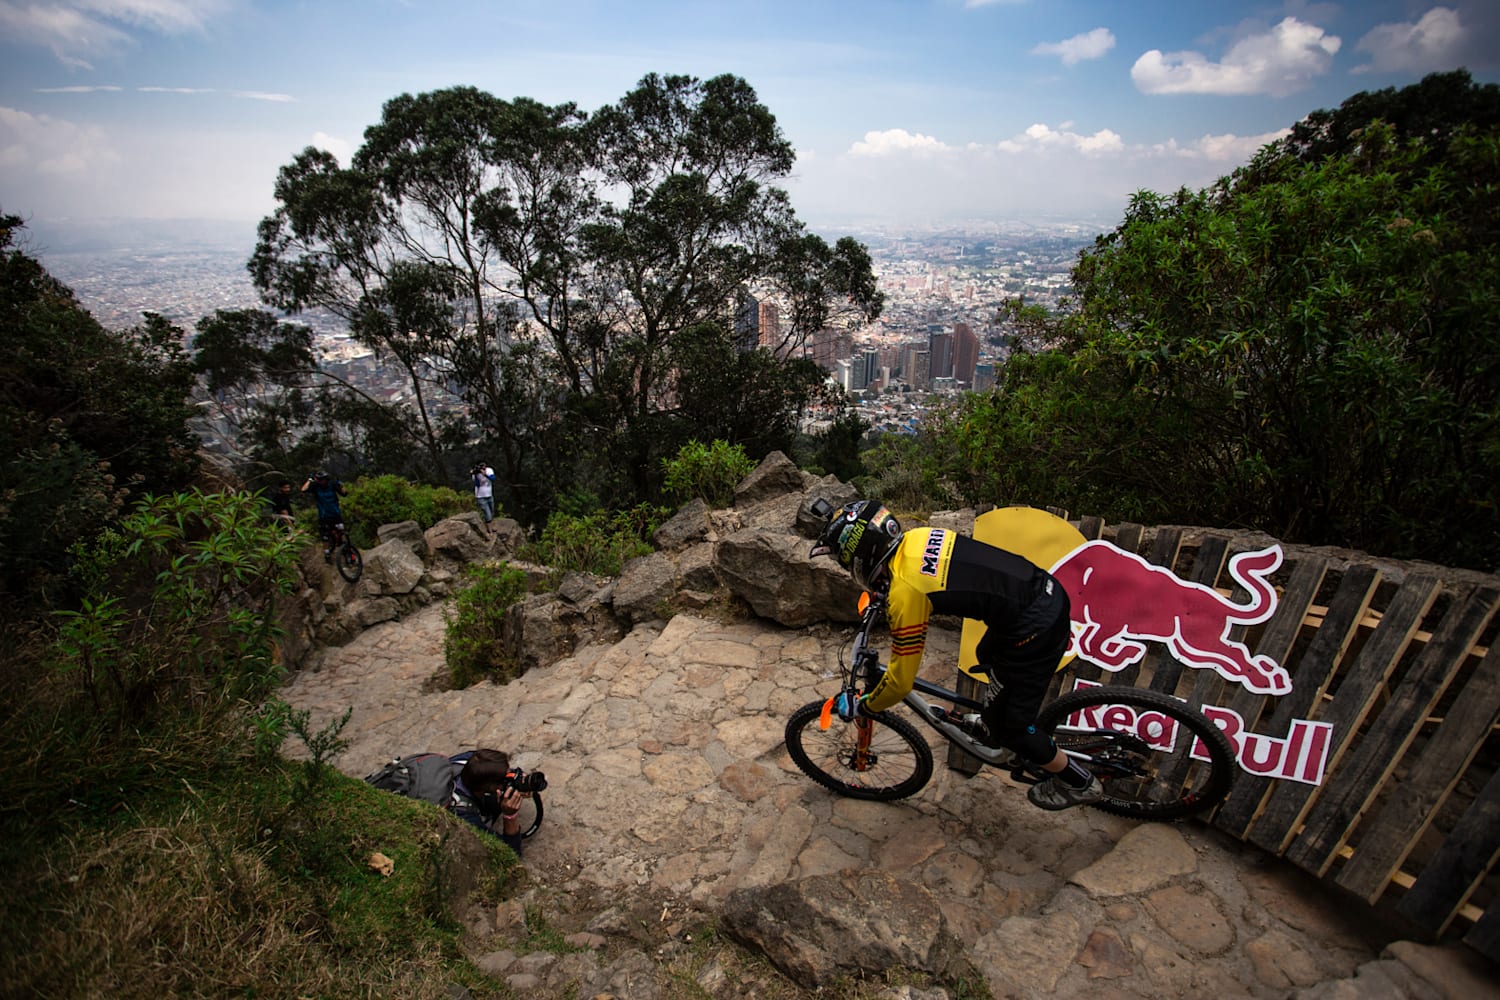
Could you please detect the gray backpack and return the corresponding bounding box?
[363,753,458,807]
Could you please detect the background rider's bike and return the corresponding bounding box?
[326,521,363,583]
[783,588,1237,821]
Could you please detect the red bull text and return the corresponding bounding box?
[1067,680,1333,785]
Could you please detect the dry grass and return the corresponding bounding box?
[0,765,519,1000]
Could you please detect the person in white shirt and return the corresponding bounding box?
[471,461,497,534]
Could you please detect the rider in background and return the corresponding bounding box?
[269,480,296,532]
[810,499,1103,810]
[301,471,347,563]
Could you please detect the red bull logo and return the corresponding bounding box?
[1049,540,1291,696]
[1067,680,1333,785]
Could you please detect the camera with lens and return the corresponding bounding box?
[504,766,547,795]
[810,497,833,519]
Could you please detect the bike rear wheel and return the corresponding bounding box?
[785,700,933,801]
[337,542,363,582]
[1038,685,1236,821]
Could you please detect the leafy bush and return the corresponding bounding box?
[661,439,754,508]
[521,503,667,577]
[443,562,531,688]
[342,474,471,547]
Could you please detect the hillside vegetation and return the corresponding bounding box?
[0,69,1496,996]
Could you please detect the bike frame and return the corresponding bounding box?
[846,591,1078,777]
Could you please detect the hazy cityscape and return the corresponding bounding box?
[27,216,1101,445]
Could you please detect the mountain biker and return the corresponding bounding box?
[809,499,1103,810]
[301,471,348,563]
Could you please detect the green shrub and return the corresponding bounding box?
[342,474,471,547]
[521,503,667,577]
[661,439,754,508]
[443,562,531,688]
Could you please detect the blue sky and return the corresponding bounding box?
[3,0,1498,233]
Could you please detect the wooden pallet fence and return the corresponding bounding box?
[1061,518,1500,962]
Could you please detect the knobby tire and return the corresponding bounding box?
[337,542,363,583]
[784,701,933,801]
[1038,685,1236,821]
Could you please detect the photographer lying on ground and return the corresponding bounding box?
[364,748,544,856]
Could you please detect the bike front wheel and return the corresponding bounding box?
[337,542,363,583]
[1038,685,1236,821]
[784,701,933,801]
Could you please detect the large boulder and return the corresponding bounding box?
[721,870,977,987]
[713,527,860,627]
[490,517,527,559]
[376,519,429,562]
[653,498,712,551]
[734,450,808,506]
[504,573,624,675]
[426,514,492,567]
[360,539,426,596]
[612,551,678,624]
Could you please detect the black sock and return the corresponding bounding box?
[1058,760,1092,788]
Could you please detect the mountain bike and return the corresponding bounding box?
[326,520,363,583]
[784,588,1237,821]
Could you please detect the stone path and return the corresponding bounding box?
[281,600,1499,998]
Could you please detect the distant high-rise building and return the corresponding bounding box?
[810,328,851,372]
[929,329,954,381]
[734,288,760,352]
[973,363,996,392]
[953,322,978,387]
[758,301,781,352]
[912,350,931,390]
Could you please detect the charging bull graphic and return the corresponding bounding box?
[1049,540,1291,695]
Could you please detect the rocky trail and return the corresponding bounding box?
[280,598,1499,999]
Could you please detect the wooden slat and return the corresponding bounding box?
[1249,574,1441,857]
[1397,764,1500,936]
[1149,535,1232,697]
[1216,564,1381,839]
[1465,898,1500,963]
[1113,523,1145,555]
[1287,585,1498,876]
[1337,624,1500,902]
[1220,554,1330,734]
[1078,515,1105,540]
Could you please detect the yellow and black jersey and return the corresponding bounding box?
[863,527,1050,712]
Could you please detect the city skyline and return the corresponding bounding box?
[4,1,1499,234]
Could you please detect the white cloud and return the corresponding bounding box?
[1353,6,1466,75]
[994,122,1124,155]
[1132,16,1341,97]
[311,131,352,163]
[849,128,954,157]
[232,90,295,103]
[1031,27,1116,67]
[35,84,123,92]
[786,119,1297,227]
[963,0,1028,7]
[0,0,226,67]
[74,0,227,34]
[138,85,213,93]
[1149,129,1290,161]
[0,104,117,174]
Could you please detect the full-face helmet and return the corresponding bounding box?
[809,498,903,591]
